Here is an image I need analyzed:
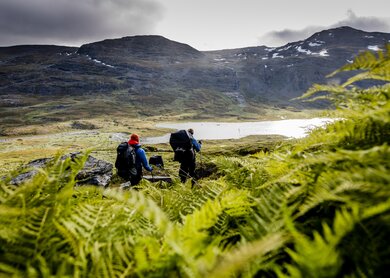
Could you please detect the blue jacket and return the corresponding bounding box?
[191,138,201,152]
[133,144,153,172]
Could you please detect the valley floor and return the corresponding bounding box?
[0,109,314,176]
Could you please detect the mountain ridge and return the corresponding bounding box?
[1,26,390,124]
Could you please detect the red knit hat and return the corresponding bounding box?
[128,133,140,145]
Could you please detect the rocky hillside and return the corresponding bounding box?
[207,26,390,105]
[1,27,389,113]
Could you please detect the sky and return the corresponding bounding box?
[0,0,389,50]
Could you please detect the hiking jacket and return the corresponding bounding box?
[191,138,201,152]
[130,143,153,172]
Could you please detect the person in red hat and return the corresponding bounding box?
[128,133,153,185]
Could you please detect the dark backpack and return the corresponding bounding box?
[115,142,137,179]
[149,155,164,168]
[169,130,193,162]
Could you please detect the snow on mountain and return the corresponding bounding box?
[368,45,380,51]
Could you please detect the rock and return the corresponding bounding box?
[71,121,98,130]
[120,181,132,190]
[8,157,52,185]
[8,153,113,187]
[75,155,113,187]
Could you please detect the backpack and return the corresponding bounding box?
[169,130,193,162]
[115,142,137,179]
[149,155,164,168]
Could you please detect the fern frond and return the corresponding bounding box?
[141,180,225,222]
[295,83,347,102]
[208,232,287,278]
[285,198,390,277]
[329,44,390,80]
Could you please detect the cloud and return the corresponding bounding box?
[0,0,163,46]
[332,10,390,31]
[259,26,322,47]
[259,10,390,47]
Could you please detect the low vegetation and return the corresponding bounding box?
[0,45,389,277]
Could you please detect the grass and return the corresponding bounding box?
[0,95,324,176]
[0,118,288,177]
[0,88,324,134]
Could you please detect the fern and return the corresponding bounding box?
[208,232,287,278]
[282,200,390,277]
[140,180,224,222]
[329,44,390,85]
[1,45,390,277]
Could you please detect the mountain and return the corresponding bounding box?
[206,26,390,104]
[1,27,390,122]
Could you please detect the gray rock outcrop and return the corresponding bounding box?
[8,153,113,187]
[75,155,113,187]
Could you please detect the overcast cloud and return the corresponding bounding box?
[1,0,390,49]
[0,0,163,46]
[260,10,390,46]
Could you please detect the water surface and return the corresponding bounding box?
[142,118,334,144]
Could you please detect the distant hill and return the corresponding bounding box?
[1,26,389,119]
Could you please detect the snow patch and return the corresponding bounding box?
[296,46,329,56]
[86,55,115,68]
[102,63,115,68]
[296,46,312,55]
[309,42,322,47]
[279,45,292,51]
[236,53,247,59]
[368,45,380,51]
[262,57,268,60]
[265,47,276,52]
[272,52,284,59]
[319,50,329,57]
[364,35,374,39]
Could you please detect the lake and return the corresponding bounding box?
[141,118,335,144]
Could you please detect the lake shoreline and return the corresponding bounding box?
[141,117,335,144]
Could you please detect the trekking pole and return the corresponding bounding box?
[180,169,201,187]
[151,169,154,182]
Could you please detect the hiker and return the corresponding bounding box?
[115,133,153,185]
[179,128,202,183]
[128,133,153,185]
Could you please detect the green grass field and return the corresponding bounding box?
[0,100,321,175]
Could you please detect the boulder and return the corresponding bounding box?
[8,153,113,187]
[8,157,52,186]
[75,155,113,187]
